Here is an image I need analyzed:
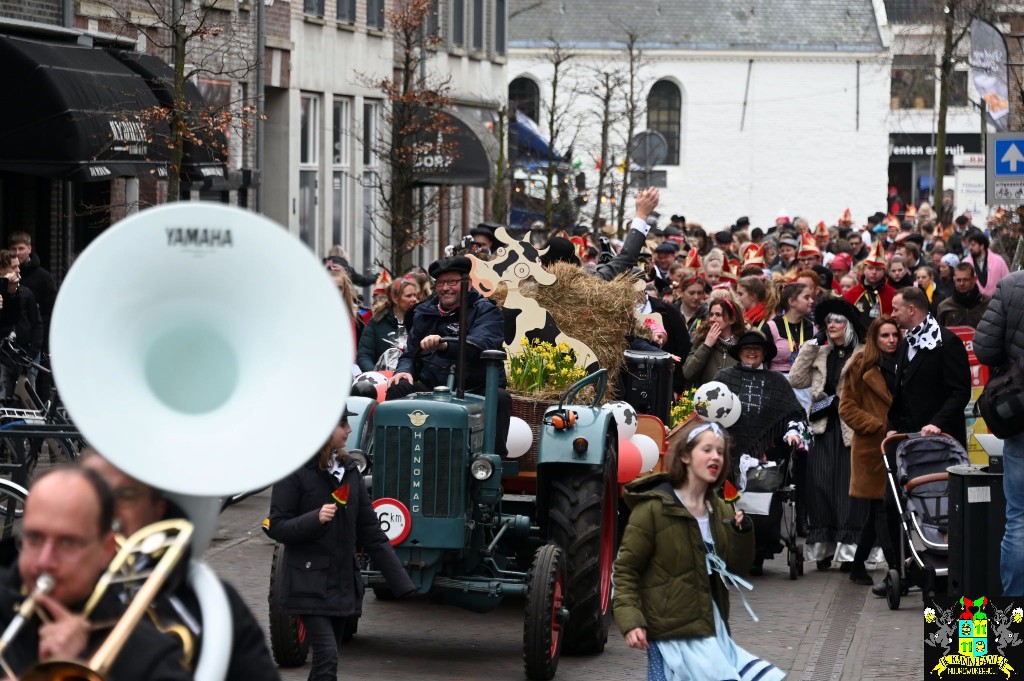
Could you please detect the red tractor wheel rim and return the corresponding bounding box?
[599,466,616,613]
[297,616,307,644]
[550,573,564,657]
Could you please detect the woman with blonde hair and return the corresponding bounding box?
[736,276,778,331]
[357,277,420,371]
[331,269,366,343]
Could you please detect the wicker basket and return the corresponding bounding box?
[510,394,557,473]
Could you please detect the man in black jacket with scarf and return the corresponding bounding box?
[386,255,511,455]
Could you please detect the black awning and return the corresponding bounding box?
[406,107,499,188]
[0,34,170,181]
[108,50,230,188]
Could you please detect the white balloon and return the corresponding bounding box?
[506,417,533,459]
[602,401,638,439]
[719,392,743,428]
[694,381,741,427]
[354,371,388,387]
[632,434,660,473]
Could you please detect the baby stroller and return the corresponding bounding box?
[738,446,804,580]
[881,433,970,610]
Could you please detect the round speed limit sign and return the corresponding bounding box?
[372,498,411,546]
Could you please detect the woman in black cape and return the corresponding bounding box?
[714,330,810,575]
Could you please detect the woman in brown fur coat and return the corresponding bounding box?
[838,316,901,588]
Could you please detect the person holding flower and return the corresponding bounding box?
[268,407,415,681]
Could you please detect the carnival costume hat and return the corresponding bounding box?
[719,259,740,286]
[373,268,393,297]
[540,237,582,266]
[728,329,777,363]
[741,243,764,267]
[428,255,473,279]
[839,208,854,225]
[862,240,887,268]
[683,248,703,270]
[905,205,918,220]
[797,233,822,259]
[829,252,853,272]
[813,221,830,240]
[814,297,866,342]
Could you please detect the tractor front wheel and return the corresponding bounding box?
[268,543,310,667]
[523,543,566,681]
[546,440,617,654]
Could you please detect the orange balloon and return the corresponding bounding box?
[617,438,643,483]
[375,382,388,402]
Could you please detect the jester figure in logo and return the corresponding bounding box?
[960,596,989,620]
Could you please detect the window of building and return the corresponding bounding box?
[363,101,380,168]
[333,98,351,250]
[494,0,506,55]
[303,0,324,18]
[426,0,440,40]
[367,0,385,30]
[646,80,681,165]
[301,94,320,166]
[472,0,484,51]
[949,70,969,107]
[337,0,355,23]
[451,0,465,47]
[508,77,540,124]
[300,94,321,250]
[891,55,935,110]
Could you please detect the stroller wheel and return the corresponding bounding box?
[797,546,804,575]
[886,568,901,610]
[788,550,799,580]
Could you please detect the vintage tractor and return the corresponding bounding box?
[361,336,618,680]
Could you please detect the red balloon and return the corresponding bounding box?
[617,438,643,483]
[375,382,388,402]
[377,370,394,379]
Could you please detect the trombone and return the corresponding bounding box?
[0,518,193,681]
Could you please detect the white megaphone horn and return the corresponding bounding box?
[48,202,353,681]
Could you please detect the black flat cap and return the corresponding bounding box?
[428,255,473,279]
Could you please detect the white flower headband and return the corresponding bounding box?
[686,421,724,443]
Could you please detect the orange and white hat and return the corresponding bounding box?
[887,215,900,230]
[905,205,918,220]
[683,248,703,270]
[742,243,766,268]
[839,208,854,225]
[813,221,830,240]
[373,268,393,296]
[798,232,822,260]
[863,239,887,268]
[719,259,739,286]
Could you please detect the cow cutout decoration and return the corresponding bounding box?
[468,228,600,374]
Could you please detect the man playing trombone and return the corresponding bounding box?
[83,450,281,681]
[0,466,191,680]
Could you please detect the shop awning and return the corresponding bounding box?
[109,50,232,191]
[0,34,169,181]
[406,107,499,188]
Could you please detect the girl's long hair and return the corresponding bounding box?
[848,315,898,376]
[667,421,731,493]
[691,297,747,345]
[738,275,780,318]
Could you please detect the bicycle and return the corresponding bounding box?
[0,338,84,488]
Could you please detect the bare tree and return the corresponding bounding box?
[358,0,456,275]
[581,63,626,231]
[93,0,260,201]
[537,38,582,229]
[613,31,646,232]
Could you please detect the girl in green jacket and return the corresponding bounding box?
[613,420,786,681]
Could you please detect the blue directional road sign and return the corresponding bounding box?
[994,138,1024,176]
[986,133,1024,204]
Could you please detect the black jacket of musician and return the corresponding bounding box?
[268,456,415,617]
[0,567,191,681]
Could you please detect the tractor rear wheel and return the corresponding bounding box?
[268,542,310,667]
[523,543,566,681]
[546,440,617,654]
